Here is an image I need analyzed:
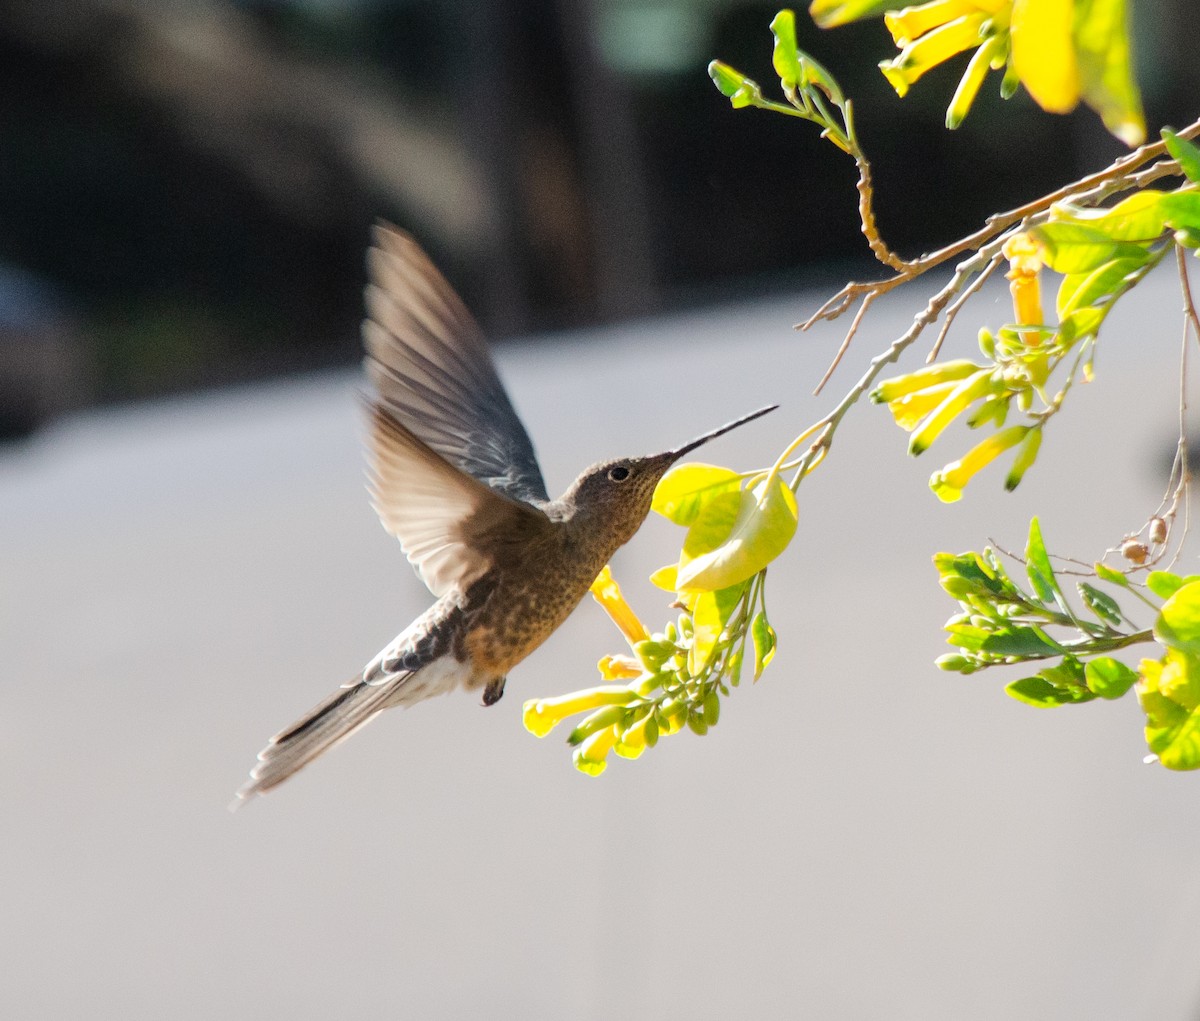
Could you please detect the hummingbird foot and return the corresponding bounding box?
[482,677,506,706]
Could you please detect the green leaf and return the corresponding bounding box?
[769,10,802,89]
[1054,192,1167,243]
[1095,562,1129,587]
[1073,0,1145,146]
[1077,582,1123,627]
[1025,516,1060,606]
[1085,656,1137,699]
[1057,306,1107,344]
[1160,190,1200,233]
[1032,222,1148,274]
[1056,255,1146,317]
[1154,581,1200,655]
[676,476,798,592]
[1163,129,1200,183]
[653,463,742,525]
[689,583,746,674]
[751,610,777,679]
[1147,571,1185,599]
[980,626,1063,658]
[1006,675,1094,708]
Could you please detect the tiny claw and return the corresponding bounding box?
[482,677,506,706]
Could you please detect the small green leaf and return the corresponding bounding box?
[653,463,743,525]
[1095,562,1129,587]
[1056,256,1146,317]
[980,625,1064,658]
[1147,571,1185,599]
[1057,306,1107,344]
[1032,222,1148,274]
[1085,656,1137,699]
[1077,582,1123,627]
[1025,516,1060,605]
[1160,190,1200,233]
[1163,129,1200,183]
[1053,192,1167,243]
[769,9,802,89]
[1005,675,1093,708]
[1154,582,1200,655]
[751,610,777,679]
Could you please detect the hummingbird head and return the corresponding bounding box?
[558,405,777,546]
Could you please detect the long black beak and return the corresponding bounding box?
[667,404,777,460]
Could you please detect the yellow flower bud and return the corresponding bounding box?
[598,654,643,681]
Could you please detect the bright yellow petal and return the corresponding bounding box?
[881,13,989,95]
[1002,232,1045,327]
[590,565,649,646]
[1010,0,1079,113]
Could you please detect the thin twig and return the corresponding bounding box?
[812,291,875,395]
[799,116,1200,341]
[926,253,1004,363]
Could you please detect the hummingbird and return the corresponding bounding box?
[235,224,775,800]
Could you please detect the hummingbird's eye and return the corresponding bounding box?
[607,465,630,482]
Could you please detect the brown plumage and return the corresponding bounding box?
[234,224,775,802]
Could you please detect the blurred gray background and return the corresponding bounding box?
[3,1,1200,1019]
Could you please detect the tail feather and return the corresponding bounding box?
[233,653,468,805]
[234,675,405,803]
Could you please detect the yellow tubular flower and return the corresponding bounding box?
[887,380,963,432]
[880,12,987,97]
[590,565,649,646]
[907,369,996,455]
[522,686,635,738]
[929,425,1029,502]
[573,725,620,776]
[886,0,1009,47]
[1002,231,1045,333]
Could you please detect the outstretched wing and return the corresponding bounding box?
[362,224,549,505]
[366,405,545,598]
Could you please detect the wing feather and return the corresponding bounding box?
[363,224,549,504]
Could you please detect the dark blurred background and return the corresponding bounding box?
[2,0,1197,436]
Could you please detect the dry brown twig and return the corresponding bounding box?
[803,116,1200,395]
